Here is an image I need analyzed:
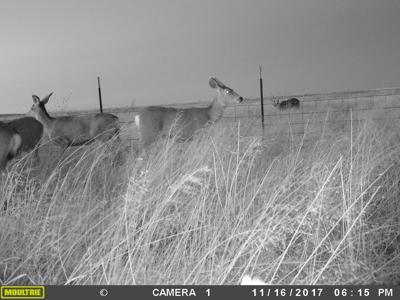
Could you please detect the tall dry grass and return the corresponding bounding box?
[0,115,399,285]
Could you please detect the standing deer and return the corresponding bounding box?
[7,117,43,162]
[28,93,120,151]
[271,97,300,110]
[0,122,22,171]
[134,77,243,147]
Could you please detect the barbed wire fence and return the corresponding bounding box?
[223,87,400,141]
[1,87,400,158]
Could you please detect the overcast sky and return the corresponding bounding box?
[1,0,400,114]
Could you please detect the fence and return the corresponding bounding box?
[111,86,400,142]
[1,87,400,155]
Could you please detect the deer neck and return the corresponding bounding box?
[35,108,55,137]
[207,97,226,122]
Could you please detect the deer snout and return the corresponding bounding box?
[238,97,243,103]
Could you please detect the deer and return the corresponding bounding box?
[0,121,22,171]
[28,93,120,152]
[134,77,243,148]
[6,117,43,162]
[271,97,300,110]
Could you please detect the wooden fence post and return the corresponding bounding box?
[97,76,103,113]
[259,65,265,133]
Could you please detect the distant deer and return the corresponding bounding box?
[134,77,243,147]
[271,97,300,110]
[28,93,120,151]
[6,117,43,161]
[0,122,22,171]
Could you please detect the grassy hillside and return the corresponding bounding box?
[0,113,399,285]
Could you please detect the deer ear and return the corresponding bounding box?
[32,95,40,104]
[209,77,217,89]
[42,92,53,104]
[209,77,226,89]
[209,77,219,89]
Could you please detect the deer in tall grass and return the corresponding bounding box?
[134,77,243,148]
[271,97,300,110]
[28,93,120,153]
[6,117,43,162]
[0,122,22,171]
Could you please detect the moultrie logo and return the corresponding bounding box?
[0,286,45,299]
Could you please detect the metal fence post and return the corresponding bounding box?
[259,65,265,134]
[97,76,103,113]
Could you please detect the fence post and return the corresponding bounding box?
[259,65,265,133]
[97,76,103,113]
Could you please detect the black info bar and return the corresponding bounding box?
[0,285,398,300]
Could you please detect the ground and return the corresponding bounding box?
[0,111,399,285]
